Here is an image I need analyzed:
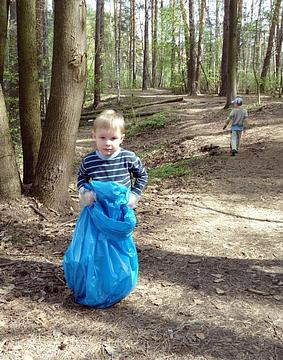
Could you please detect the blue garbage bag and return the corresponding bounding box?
[63,180,138,308]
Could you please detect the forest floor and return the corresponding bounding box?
[0,91,283,360]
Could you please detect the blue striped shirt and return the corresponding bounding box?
[77,148,148,196]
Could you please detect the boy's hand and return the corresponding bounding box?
[128,192,139,209]
[79,188,96,206]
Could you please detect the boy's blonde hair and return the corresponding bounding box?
[93,110,125,133]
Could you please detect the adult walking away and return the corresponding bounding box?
[223,97,248,156]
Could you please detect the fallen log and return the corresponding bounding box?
[123,96,184,111]
[80,96,184,117]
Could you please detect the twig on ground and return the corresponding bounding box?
[29,204,48,220]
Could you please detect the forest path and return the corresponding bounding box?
[0,93,282,359]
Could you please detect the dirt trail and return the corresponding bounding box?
[0,94,282,359]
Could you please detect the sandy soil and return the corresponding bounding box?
[0,93,282,360]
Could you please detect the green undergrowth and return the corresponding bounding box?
[148,155,214,183]
[126,110,171,138]
[148,159,192,182]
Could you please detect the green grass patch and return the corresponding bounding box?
[148,159,192,182]
[126,111,170,138]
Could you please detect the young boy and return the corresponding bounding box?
[78,109,148,208]
[223,97,248,156]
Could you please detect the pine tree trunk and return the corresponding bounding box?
[253,0,263,104]
[158,0,164,87]
[93,0,104,107]
[36,0,49,117]
[32,0,86,210]
[129,0,133,86]
[219,0,229,96]
[0,0,10,86]
[142,0,149,90]
[0,84,21,199]
[214,0,220,92]
[236,0,243,73]
[170,0,176,88]
[5,0,18,116]
[195,0,206,94]
[260,0,282,92]
[17,0,41,184]
[180,0,189,92]
[275,7,283,89]
[225,0,237,108]
[131,0,136,87]
[151,0,157,88]
[188,0,196,95]
[114,0,121,103]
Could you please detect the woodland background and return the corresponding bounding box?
[0,0,282,209]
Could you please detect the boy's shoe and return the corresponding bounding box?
[231,150,237,156]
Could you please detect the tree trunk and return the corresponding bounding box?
[158,0,164,87]
[214,0,220,93]
[32,0,87,210]
[5,0,18,116]
[219,0,229,96]
[236,0,243,73]
[131,0,136,87]
[142,0,149,90]
[275,7,283,90]
[195,0,206,94]
[224,0,237,108]
[253,0,263,104]
[36,0,49,117]
[151,0,157,88]
[0,0,10,86]
[180,0,189,92]
[93,0,104,107]
[170,0,176,88]
[260,0,282,92]
[16,0,41,184]
[188,0,196,95]
[114,0,121,103]
[0,84,21,199]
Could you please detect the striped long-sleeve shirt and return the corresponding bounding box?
[77,148,148,197]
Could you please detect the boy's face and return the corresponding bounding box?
[92,127,125,156]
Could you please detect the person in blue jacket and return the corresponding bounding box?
[78,109,148,208]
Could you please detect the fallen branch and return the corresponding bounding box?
[0,261,16,268]
[80,97,184,118]
[29,204,48,220]
[129,110,161,118]
[124,97,184,111]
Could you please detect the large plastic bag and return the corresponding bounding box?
[64,180,138,308]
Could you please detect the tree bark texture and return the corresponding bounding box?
[151,0,157,87]
[195,0,206,93]
[180,0,190,92]
[0,84,21,199]
[219,0,230,96]
[0,0,10,86]
[142,0,149,90]
[36,0,49,116]
[32,0,87,209]
[188,0,196,95]
[275,7,283,83]
[94,0,104,107]
[225,0,237,108]
[260,0,282,91]
[16,0,41,184]
[131,0,137,88]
